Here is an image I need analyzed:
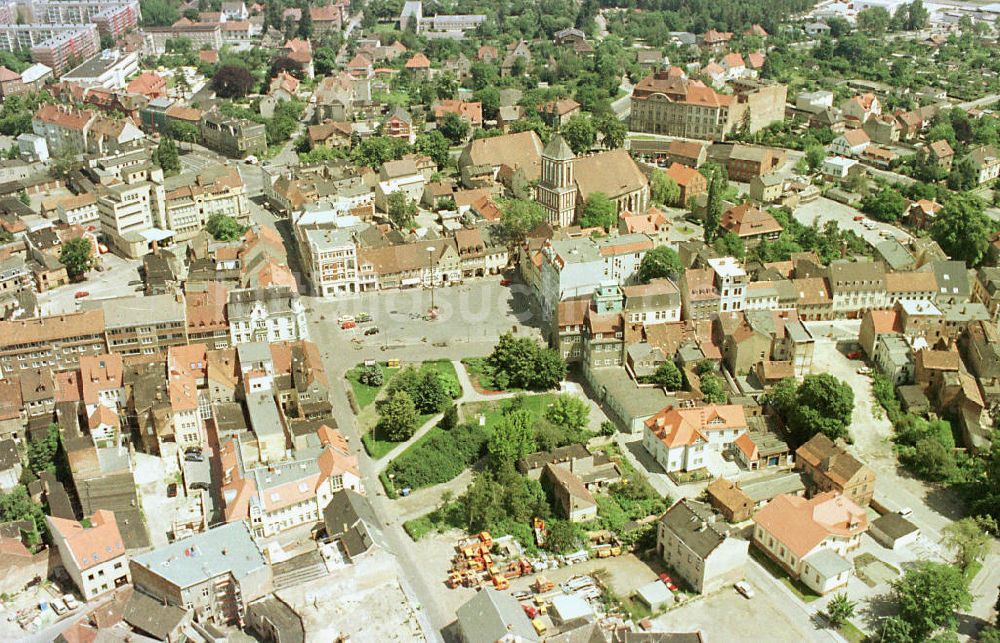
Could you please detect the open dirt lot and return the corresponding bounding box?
[276,551,428,642]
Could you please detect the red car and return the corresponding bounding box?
[500,278,511,286]
[659,573,679,591]
[521,604,537,619]
[846,351,861,360]
[853,215,865,222]
[74,291,89,299]
[340,321,356,330]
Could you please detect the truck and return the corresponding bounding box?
[533,518,546,546]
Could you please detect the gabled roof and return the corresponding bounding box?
[795,433,872,487]
[658,498,733,558]
[645,404,747,449]
[753,492,867,558]
[573,148,648,202]
[404,52,431,69]
[48,510,125,571]
[665,162,703,188]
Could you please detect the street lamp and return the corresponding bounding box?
[426,246,436,312]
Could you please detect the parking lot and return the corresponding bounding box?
[36,252,143,316]
[652,565,839,642]
[307,278,544,352]
[793,195,912,246]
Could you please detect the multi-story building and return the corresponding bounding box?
[32,103,95,155]
[29,0,140,37]
[623,280,681,325]
[96,163,166,259]
[227,286,308,345]
[681,256,747,320]
[47,510,129,600]
[656,499,748,594]
[84,294,187,357]
[220,426,362,537]
[143,23,222,55]
[163,165,249,242]
[200,111,266,159]
[539,235,653,321]
[55,192,99,226]
[828,260,887,317]
[60,49,139,90]
[0,310,106,375]
[795,433,876,507]
[752,492,867,595]
[130,522,272,627]
[630,73,786,141]
[643,404,748,473]
[297,222,362,298]
[27,25,100,75]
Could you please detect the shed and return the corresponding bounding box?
[869,512,919,550]
[635,580,674,611]
[550,594,594,624]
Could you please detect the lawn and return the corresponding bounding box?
[749,548,821,603]
[461,357,503,392]
[462,393,561,431]
[839,621,866,643]
[361,431,400,460]
[403,515,434,541]
[346,362,393,410]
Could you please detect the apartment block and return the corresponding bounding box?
[96,163,167,259]
[227,286,309,345]
[200,111,266,160]
[163,165,249,242]
[83,294,188,357]
[47,510,130,600]
[0,310,107,375]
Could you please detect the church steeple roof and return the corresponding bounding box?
[543,133,575,161]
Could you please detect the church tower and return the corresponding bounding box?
[536,133,577,228]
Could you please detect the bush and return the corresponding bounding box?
[385,423,488,490]
[359,364,384,387]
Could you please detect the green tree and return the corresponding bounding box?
[651,171,681,206]
[377,390,419,442]
[947,155,978,191]
[942,516,997,572]
[857,6,891,35]
[544,394,590,433]
[351,135,411,168]
[386,191,418,230]
[475,86,501,121]
[297,6,313,38]
[26,423,60,477]
[487,410,535,466]
[767,375,854,446]
[206,214,245,241]
[713,232,746,260]
[545,520,580,553]
[152,136,181,176]
[700,372,727,404]
[359,364,384,387]
[704,170,724,243]
[907,0,929,29]
[17,188,29,206]
[0,486,46,545]
[579,192,618,229]
[562,113,596,154]
[931,193,990,266]
[596,114,626,150]
[439,112,469,144]
[498,199,545,243]
[141,0,180,25]
[412,369,452,414]
[59,237,93,280]
[168,120,199,143]
[862,188,907,222]
[805,144,826,171]
[637,246,682,283]
[890,561,972,641]
[487,333,566,390]
[651,360,683,391]
[415,130,450,169]
[825,593,856,628]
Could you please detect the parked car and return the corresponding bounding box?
[190,481,209,491]
[62,594,79,610]
[74,291,89,299]
[846,351,861,360]
[856,365,872,375]
[184,452,204,462]
[337,314,355,323]
[898,507,913,518]
[735,581,755,599]
[167,483,178,497]
[341,320,356,330]
[184,446,202,455]
[500,278,511,286]
[50,598,67,615]
[658,573,678,591]
[356,312,371,323]
[364,326,379,336]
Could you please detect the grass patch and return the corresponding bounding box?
[839,621,867,643]
[462,357,505,392]
[668,468,712,484]
[462,393,561,431]
[750,548,821,603]
[403,515,434,541]
[361,431,398,459]
[854,553,900,588]
[345,362,392,410]
[964,559,983,583]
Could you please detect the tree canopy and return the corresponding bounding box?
[376,390,419,442]
[931,193,991,266]
[886,561,972,642]
[59,237,93,281]
[486,333,566,391]
[766,375,854,446]
[578,193,617,230]
[211,65,255,99]
[206,214,245,241]
[638,246,682,283]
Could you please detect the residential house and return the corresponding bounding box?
[830,129,870,157]
[926,139,954,171]
[749,173,783,203]
[680,257,748,320]
[828,260,887,317]
[322,489,389,561]
[656,498,748,593]
[718,203,782,246]
[538,98,581,128]
[752,492,867,594]
[863,115,899,145]
[456,588,539,643]
[706,477,754,522]
[796,433,876,507]
[47,510,129,600]
[665,162,707,206]
[666,140,707,168]
[969,145,1000,185]
[623,280,681,326]
[840,93,880,124]
[643,404,748,473]
[227,286,308,345]
[873,333,914,385]
[543,463,597,522]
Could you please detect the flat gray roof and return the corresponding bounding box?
[131,522,266,590]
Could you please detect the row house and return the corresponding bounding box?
[828,260,887,318]
[358,239,462,291]
[163,166,249,243]
[85,293,188,357]
[718,203,782,246]
[0,310,107,375]
[227,286,308,346]
[680,257,747,320]
[623,279,682,326]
